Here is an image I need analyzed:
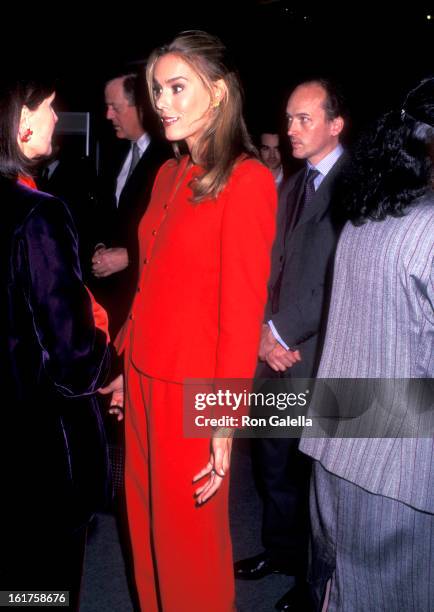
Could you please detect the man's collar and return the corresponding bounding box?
[133,132,151,153]
[307,144,344,176]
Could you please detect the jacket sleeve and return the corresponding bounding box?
[270,218,339,349]
[20,196,110,396]
[214,162,277,379]
[270,281,327,348]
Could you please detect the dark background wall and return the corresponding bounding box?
[4,2,433,150]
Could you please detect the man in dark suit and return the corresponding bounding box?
[37,139,98,275]
[91,73,170,337]
[235,79,347,611]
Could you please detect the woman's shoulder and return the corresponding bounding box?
[157,155,184,176]
[228,156,275,189]
[151,155,186,190]
[412,189,434,216]
[219,156,277,216]
[15,184,74,232]
[392,191,434,233]
[0,179,80,256]
[1,178,62,219]
[233,155,272,176]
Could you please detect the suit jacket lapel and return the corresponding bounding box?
[120,145,144,194]
[118,143,153,209]
[267,169,304,287]
[283,170,305,245]
[272,154,346,272]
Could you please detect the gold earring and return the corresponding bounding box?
[212,100,220,108]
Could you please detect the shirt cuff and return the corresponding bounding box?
[268,320,290,350]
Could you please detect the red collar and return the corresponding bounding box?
[18,175,37,189]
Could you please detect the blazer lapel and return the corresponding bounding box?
[118,143,153,210]
[267,170,304,287]
[283,170,305,244]
[121,146,145,193]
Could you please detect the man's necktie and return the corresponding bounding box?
[271,167,320,314]
[292,167,320,228]
[126,143,140,181]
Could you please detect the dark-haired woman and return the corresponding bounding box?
[105,31,276,611]
[0,79,111,610]
[300,77,434,610]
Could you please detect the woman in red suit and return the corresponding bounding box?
[104,31,277,611]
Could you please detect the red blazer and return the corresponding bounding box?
[117,155,277,383]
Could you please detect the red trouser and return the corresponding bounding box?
[125,360,235,612]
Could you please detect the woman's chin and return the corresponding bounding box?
[164,130,181,142]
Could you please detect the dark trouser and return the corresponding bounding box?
[253,436,311,578]
[0,526,87,611]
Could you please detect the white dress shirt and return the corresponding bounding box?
[115,132,151,206]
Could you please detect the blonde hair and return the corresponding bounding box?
[146,30,256,201]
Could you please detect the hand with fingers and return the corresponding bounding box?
[258,323,278,361]
[193,429,234,505]
[92,247,129,278]
[99,373,124,421]
[265,345,301,372]
[259,323,301,372]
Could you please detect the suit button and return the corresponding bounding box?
[144,258,149,264]
[152,229,157,236]
[163,204,168,210]
[137,287,141,293]
[129,314,134,320]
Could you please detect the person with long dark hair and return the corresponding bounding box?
[0,78,111,610]
[300,77,434,610]
[103,31,277,611]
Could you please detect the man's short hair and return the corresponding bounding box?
[122,74,137,107]
[300,78,347,121]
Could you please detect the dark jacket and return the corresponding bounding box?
[262,153,347,379]
[0,178,111,535]
[91,138,171,337]
[37,153,99,276]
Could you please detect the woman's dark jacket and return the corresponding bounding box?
[0,177,111,535]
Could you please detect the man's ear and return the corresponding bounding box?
[330,115,344,137]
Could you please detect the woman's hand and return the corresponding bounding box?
[99,374,124,421]
[193,429,234,505]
